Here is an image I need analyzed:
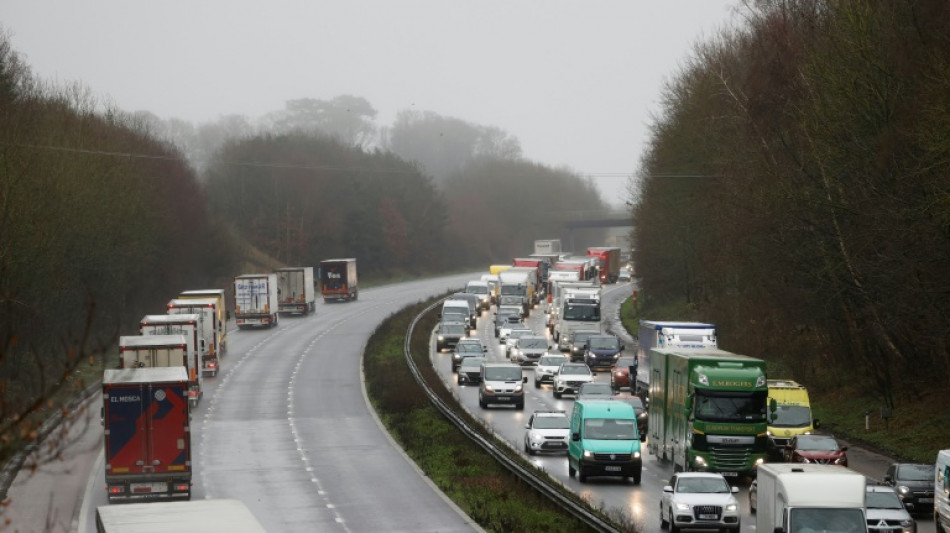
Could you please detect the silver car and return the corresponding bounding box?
[660,472,740,531]
[866,484,916,533]
[510,335,550,366]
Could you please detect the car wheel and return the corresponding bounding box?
[568,463,575,478]
[479,398,487,409]
[524,441,533,455]
[578,468,587,483]
[516,402,524,410]
[534,378,541,388]
[554,390,562,399]
[660,503,669,529]
[632,470,642,484]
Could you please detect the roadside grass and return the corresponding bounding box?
[363,299,628,533]
[619,294,950,465]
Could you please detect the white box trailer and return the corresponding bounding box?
[755,464,867,533]
[234,273,279,328]
[96,498,267,533]
[139,314,203,404]
[167,297,221,376]
[179,289,228,354]
[275,266,316,315]
[118,334,200,408]
[636,320,718,362]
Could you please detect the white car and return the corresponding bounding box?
[865,484,916,533]
[504,328,533,357]
[660,472,740,532]
[523,410,570,455]
[534,354,568,388]
[552,362,594,399]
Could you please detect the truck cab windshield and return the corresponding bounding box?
[564,304,600,321]
[693,390,767,423]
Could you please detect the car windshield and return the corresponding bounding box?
[897,464,934,481]
[533,416,569,430]
[796,436,840,451]
[616,356,635,367]
[518,338,547,349]
[539,356,567,367]
[458,344,482,354]
[441,324,466,334]
[694,389,767,423]
[484,367,523,381]
[676,477,731,493]
[505,316,523,324]
[584,418,636,440]
[498,306,521,315]
[460,358,484,370]
[866,491,904,510]
[588,337,619,350]
[580,384,612,396]
[466,285,488,295]
[560,365,590,376]
[509,330,531,340]
[573,332,596,344]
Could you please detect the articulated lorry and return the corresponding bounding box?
[102,367,192,503]
[647,348,768,478]
[275,266,316,314]
[766,379,818,460]
[319,258,358,302]
[587,246,621,284]
[498,270,533,315]
[553,285,601,351]
[178,289,228,354]
[132,319,202,406]
[167,298,221,377]
[234,273,279,328]
[637,320,718,363]
[534,238,562,255]
[96,498,267,533]
[755,464,867,533]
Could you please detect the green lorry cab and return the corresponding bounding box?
[568,399,642,484]
[647,348,768,479]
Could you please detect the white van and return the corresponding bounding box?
[936,449,950,531]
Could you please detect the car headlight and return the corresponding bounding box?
[483,385,494,393]
[833,457,846,464]
[438,335,445,341]
[675,502,691,511]
[638,412,647,419]
[899,519,913,528]
[897,485,911,495]
[514,385,523,393]
[453,354,461,361]
[530,433,544,444]
[631,451,640,459]
[583,450,593,458]
[725,503,738,512]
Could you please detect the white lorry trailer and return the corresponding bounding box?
[755,463,867,533]
[534,239,562,255]
[167,297,221,377]
[275,266,316,315]
[139,314,203,404]
[178,289,228,354]
[96,498,267,533]
[636,320,718,362]
[234,273,279,329]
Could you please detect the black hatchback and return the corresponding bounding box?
[883,462,935,514]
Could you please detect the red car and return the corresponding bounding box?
[610,355,637,392]
[784,434,848,466]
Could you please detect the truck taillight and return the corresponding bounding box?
[173,483,190,492]
[188,390,197,398]
[108,486,125,494]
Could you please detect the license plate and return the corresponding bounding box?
[497,397,510,401]
[699,514,717,519]
[919,498,934,503]
[131,482,167,493]
[720,471,738,477]
[605,466,622,472]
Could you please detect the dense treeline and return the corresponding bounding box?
[203,134,451,276]
[632,0,950,405]
[0,34,239,463]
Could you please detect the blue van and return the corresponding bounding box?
[568,399,642,483]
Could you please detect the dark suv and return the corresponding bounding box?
[583,334,624,371]
[883,463,935,514]
[435,321,468,351]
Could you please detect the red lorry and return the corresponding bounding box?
[587,246,621,284]
[102,366,192,503]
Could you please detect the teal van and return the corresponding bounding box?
[568,399,642,483]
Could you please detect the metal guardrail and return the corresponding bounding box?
[403,298,620,533]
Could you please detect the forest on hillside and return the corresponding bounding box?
[632,0,950,405]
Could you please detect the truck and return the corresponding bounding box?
[137,315,203,404]
[545,271,583,331]
[319,258,358,302]
[497,269,533,315]
[233,273,280,328]
[587,246,621,284]
[275,266,316,314]
[512,258,544,296]
[647,347,768,478]
[554,258,594,282]
[636,320,718,363]
[178,289,228,354]
[937,449,950,532]
[507,266,541,305]
[167,297,221,377]
[755,464,867,533]
[102,367,192,503]
[766,379,818,460]
[529,252,560,283]
[488,264,512,276]
[95,498,267,532]
[534,239,562,255]
[553,285,601,351]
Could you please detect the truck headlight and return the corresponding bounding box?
[693,456,707,468]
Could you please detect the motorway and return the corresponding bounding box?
[1,274,936,532]
[431,280,937,533]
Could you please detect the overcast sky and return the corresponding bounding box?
[2,1,738,206]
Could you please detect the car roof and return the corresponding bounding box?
[460,357,485,366]
[533,410,567,418]
[675,472,727,480]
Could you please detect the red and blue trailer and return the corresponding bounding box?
[102,367,192,503]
